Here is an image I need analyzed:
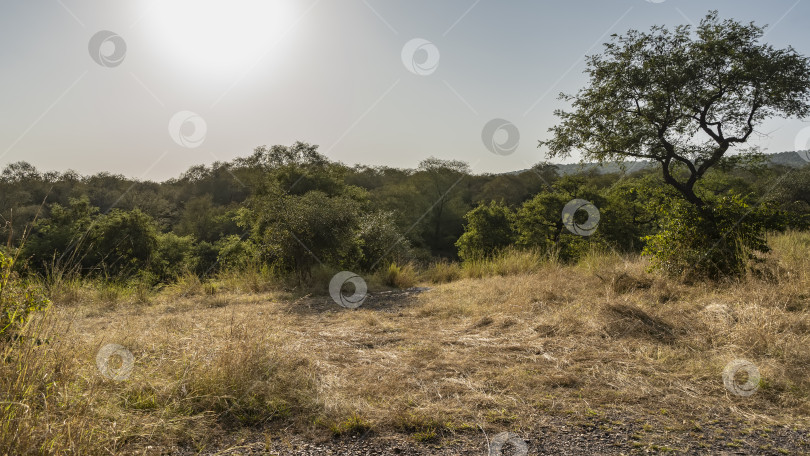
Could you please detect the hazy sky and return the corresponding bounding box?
[1,0,809,181]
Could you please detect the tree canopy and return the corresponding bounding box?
[539,11,810,210]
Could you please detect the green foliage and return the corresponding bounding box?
[240,185,364,278]
[3,132,809,287]
[455,201,516,260]
[214,235,257,271]
[514,178,603,262]
[22,197,98,272]
[540,12,810,210]
[0,251,49,338]
[414,157,472,257]
[23,200,161,281]
[598,175,662,252]
[85,209,158,279]
[175,194,239,243]
[768,166,810,229]
[643,193,783,279]
[356,211,411,270]
[539,12,810,277]
[150,232,196,281]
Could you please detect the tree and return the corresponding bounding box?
[539,12,810,276]
[356,211,412,270]
[414,158,472,257]
[456,201,516,260]
[238,184,364,279]
[85,209,158,279]
[150,232,197,281]
[514,177,603,262]
[539,12,810,213]
[22,197,99,273]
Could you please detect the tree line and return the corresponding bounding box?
[0,142,807,284]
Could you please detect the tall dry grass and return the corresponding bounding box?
[1,231,808,454]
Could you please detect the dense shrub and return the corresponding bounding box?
[84,209,158,279]
[455,201,516,260]
[150,232,196,281]
[356,211,411,270]
[0,251,49,339]
[642,194,783,279]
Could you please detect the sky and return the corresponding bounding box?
[1,0,809,181]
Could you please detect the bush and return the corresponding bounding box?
[21,196,97,274]
[357,211,411,270]
[150,232,196,281]
[0,251,49,339]
[382,262,418,289]
[214,235,256,272]
[456,201,516,260]
[643,194,782,280]
[514,183,603,263]
[240,186,365,279]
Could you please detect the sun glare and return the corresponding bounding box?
[149,0,294,77]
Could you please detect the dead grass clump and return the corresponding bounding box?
[600,271,653,294]
[214,265,281,294]
[543,372,582,389]
[0,311,103,455]
[701,303,737,325]
[649,279,680,304]
[164,271,204,297]
[603,303,675,343]
[461,249,544,279]
[45,276,86,305]
[473,315,494,328]
[205,296,230,308]
[423,260,462,284]
[183,339,317,428]
[382,262,419,289]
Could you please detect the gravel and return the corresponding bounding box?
[194,416,810,456]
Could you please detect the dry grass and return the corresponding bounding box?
[2,232,810,454]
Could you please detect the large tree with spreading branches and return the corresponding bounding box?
[539,12,810,277]
[539,11,810,214]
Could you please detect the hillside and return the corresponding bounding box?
[5,232,810,455]
[519,150,810,176]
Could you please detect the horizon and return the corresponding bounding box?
[4,145,807,184]
[2,0,810,181]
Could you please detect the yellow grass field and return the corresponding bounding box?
[3,232,810,455]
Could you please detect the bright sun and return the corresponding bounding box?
[149,0,295,77]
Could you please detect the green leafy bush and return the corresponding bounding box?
[0,251,49,339]
[643,194,783,279]
[150,232,196,281]
[456,201,516,260]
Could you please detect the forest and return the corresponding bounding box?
[1,144,808,288]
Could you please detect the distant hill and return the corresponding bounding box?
[767,150,810,168]
[516,150,810,176]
